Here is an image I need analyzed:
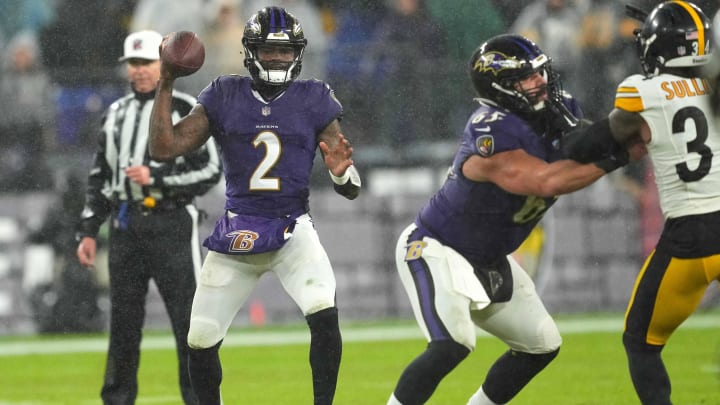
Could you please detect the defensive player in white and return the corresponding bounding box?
[563,2,720,404]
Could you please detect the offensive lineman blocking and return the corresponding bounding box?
[385,34,642,405]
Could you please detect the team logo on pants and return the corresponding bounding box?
[227,230,260,252]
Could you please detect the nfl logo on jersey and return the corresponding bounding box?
[261,106,271,116]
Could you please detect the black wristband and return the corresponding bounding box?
[329,166,361,200]
[333,181,360,200]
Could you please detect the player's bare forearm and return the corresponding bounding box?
[150,78,211,161]
[149,77,178,161]
[499,159,605,197]
[541,159,606,195]
[469,151,605,197]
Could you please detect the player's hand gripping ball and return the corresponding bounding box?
[160,31,205,77]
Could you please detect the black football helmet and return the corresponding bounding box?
[469,34,563,116]
[635,1,711,76]
[242,7,307,88]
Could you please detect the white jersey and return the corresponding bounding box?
[615,73,720,218]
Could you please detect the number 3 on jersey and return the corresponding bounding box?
[674,106,712,182]
[251,131,281,190]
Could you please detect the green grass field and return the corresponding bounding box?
[1,312,718,404]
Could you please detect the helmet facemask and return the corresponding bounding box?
[499,64,560,113]
[244,42,305,86]
[636,30,658,76]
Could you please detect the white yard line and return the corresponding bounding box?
[0,312,717,357]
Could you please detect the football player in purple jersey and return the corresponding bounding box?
[385,34,636,405]
[149,7,360,405]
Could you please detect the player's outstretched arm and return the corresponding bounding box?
[463,149,612,197]
[148,53,211,162]
[318,119,361,200]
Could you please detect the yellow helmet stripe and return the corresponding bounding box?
[672,0,706,55]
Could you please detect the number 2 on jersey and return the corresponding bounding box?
[251,131,281,190]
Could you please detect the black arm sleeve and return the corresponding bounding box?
[333,181,360,200]
[562,117,629,173]
[562,117,617,163]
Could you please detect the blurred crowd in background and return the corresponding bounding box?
[2,0,719,194]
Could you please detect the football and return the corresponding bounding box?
[160,31,205,77]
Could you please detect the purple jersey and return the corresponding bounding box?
[198,76,342,217]
[416,97,582,265]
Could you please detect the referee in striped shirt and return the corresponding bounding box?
[75,30,221,405]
